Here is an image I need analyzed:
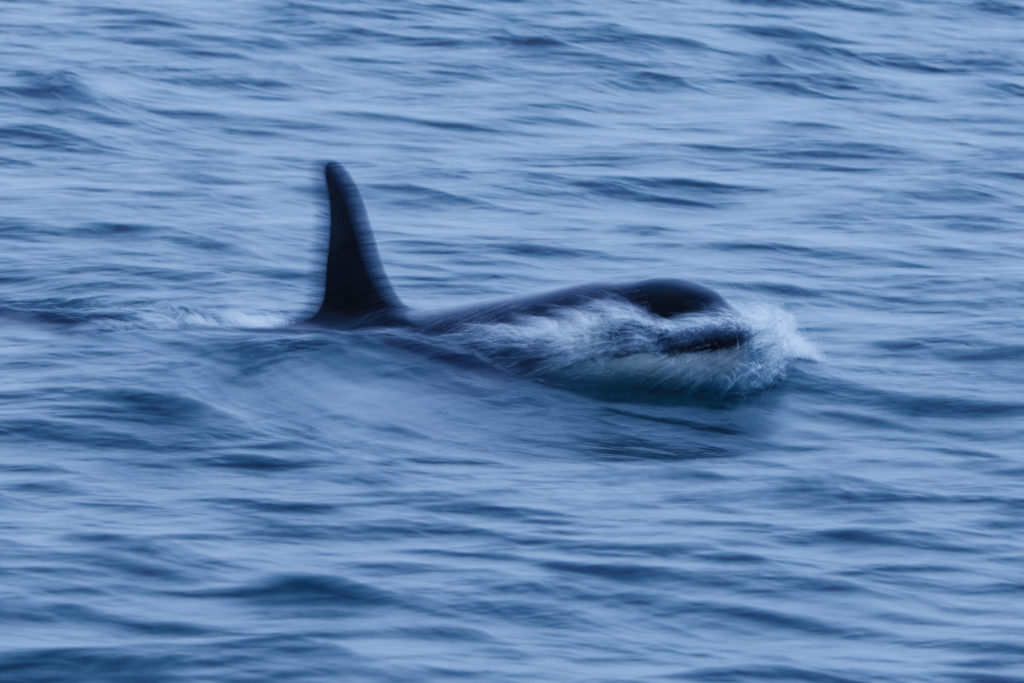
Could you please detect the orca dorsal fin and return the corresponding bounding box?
[312,162,404,324]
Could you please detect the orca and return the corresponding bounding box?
[306,163,745,355]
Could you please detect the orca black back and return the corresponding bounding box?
[306,162,744,352]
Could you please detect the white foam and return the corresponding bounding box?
[85,306,291,331]
[447,300,818,402]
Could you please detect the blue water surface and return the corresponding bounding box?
[2,0,1023,681]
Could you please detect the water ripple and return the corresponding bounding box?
[1,0,1022,680]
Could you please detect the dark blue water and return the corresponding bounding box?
[3,1,1024,680]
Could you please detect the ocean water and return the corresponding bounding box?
[2,0,1023,680]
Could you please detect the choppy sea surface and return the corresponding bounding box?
[2,1,1023,681]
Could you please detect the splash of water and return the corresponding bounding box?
[445,300,817,403]
[82,306,292,331]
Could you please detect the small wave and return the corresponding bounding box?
[572,175,761,210]
[736,24,851,46]
[443,300,817,403]
[975,0,1024,16]
[494,32,568,49]
[178,573,395,607]
[613,70,697,93]
[989,81,1024,98]
[0,70,97,103]
[733,0,892,12]
[0,124,105,153]
[352,111,498,134]
[375,183,493,209]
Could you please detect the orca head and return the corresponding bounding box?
[619,278,731,319]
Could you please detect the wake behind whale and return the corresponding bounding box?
[302,163,811,401]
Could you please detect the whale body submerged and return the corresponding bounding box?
[305,163,747,357]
